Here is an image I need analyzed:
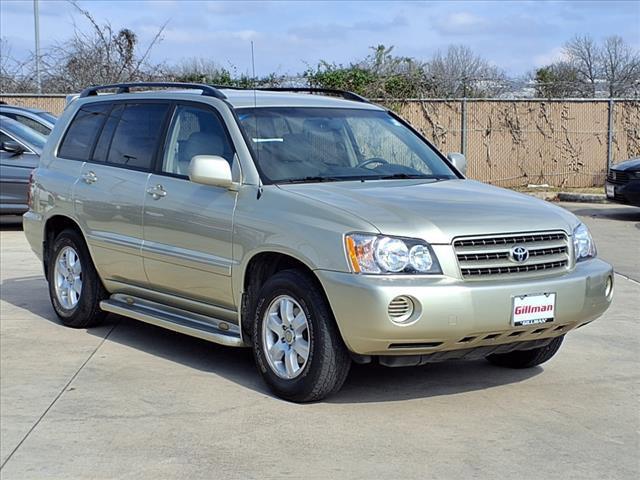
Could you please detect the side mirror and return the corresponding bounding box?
[1,140,25,155]
[447,152,467,176]
[189,155,233,188]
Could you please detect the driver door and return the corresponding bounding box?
[142,102,238,309]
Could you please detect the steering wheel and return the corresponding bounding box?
[357,157,389,168]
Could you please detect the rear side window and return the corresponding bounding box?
[58,103,111,160]
[12,114,51,135]
[106,103,169,170]
[92,105,124,163]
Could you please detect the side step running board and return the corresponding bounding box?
[100,294,245,347]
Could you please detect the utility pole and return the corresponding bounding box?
[33,0,42,93]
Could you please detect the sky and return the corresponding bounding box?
[1,0,639,77]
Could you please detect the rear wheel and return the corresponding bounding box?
[251,270,351,402]
[48,229,107,328]
[486,335,564,368]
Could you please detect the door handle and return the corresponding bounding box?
[146,184,167,200]
[82,171,97,184]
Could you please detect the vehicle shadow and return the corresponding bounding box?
[2,275,542,403]
[569,205,640,222]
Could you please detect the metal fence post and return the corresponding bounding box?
[607,99,614,170]
[461,98,467,156]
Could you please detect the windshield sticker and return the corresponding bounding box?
[252,138,284,143]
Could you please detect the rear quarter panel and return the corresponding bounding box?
[24,103,85,257]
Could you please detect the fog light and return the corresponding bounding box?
[605,276,613,298]
[388,296,415,324]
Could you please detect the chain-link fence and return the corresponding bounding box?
[388,99,639,187]
[0,94,67,116]
[2,93,638,188]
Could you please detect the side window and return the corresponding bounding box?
[92,104,124,163]
[0,132,11,144]
[162,105,235,176]
[107,103,169,170]
[14,115,51,135]
[58,103,111,161]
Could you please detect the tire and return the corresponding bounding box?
[251,269,351,402]
[486,335,564,369]
[47,228,107,328]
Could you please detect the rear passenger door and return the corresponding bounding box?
[69,101,170,288]
[142,102,238,309]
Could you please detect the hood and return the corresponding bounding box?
[611,157,640,172]
[278,179,579,244]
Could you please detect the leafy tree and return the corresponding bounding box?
[534,62,580,98]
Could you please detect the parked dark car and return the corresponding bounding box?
[0,104,57,135]
[605,158,640,207]
[0,116,45,215]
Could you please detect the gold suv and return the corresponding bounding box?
[23,83,614,401]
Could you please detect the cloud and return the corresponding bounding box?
[288,15,407,41]
[1,0,639,78]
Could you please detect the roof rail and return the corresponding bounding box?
[78,82,227,100]
[211,86,369,103]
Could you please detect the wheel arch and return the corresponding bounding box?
[239,251,336,345]
[42,215,85,278]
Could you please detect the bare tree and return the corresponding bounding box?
[0,39,37,92]
[168,57,230,83]
[37,1,167,92]
[424,45,507,98]
[601,36,640,97]
[563,35,600,97]
[538,35,640,98]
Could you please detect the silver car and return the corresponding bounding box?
[23,82,613,401]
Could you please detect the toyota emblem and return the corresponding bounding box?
[510,245,529,263]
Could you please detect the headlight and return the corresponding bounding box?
[345,234,441,274]
[573,223,596,262]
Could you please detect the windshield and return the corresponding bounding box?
[237,107,457,184]
[3,119,46,150]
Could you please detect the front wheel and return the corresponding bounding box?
[251,270,351,402]
[486,335,564,369]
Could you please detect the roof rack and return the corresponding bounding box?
[211,86,369,103]
[78,82,227,100]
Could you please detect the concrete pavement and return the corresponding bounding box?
[1,204,638,479]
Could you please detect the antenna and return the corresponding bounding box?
[250,41,263,199]
[251,40,257,104]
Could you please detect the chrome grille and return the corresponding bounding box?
[454,231,570,280]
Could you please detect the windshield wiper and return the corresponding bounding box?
[373,173,450,180]
[277,176,343,184]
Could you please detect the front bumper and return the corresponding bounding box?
[605,179,640,206]
[317,259,613,356]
